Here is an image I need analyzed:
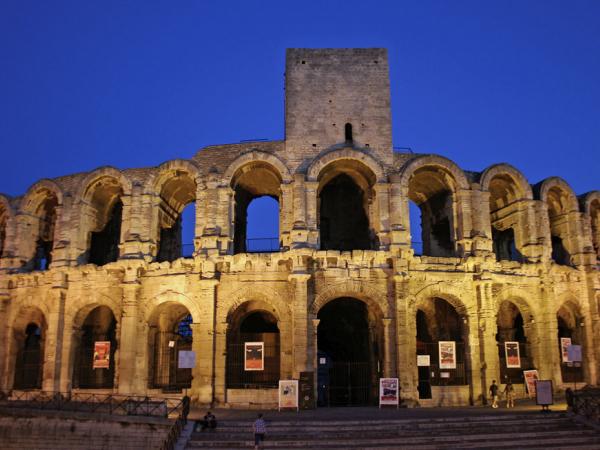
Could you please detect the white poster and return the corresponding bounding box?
[417,355,431,367]
[560,337,572,363]
[278,380,299,411]
[438,341,456,369]
[379,378,399,407]
[178,350,196,369]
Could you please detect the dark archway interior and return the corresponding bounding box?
[319,174,371,251]
[496,303,530,382]
[317,298,373,406]
[89,200,122,266]
[14,323,42,389]
[493,227,522,262]
[551,235,571,266]
[33,195,58,271]
[419,192,454,257]
[74,306,117,389]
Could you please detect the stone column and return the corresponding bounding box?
[470,188,493,256]
[117,271,141,394]
[290,175,309,248]
[455,189,474,256]
[279,183,294,248]
[42,280,67,393]
[374,183,391,250]
[305,181,319,248]
[0,288,10,390]
[382,318,394,377]
[311,318,320,402]
[289,273,312,378]
[537,285,561,382]
[190,279,218,405]
[394,274,418,404]
[389,179,411,251]
[476,281,500,403]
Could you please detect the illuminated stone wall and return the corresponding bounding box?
[0,49,598,407]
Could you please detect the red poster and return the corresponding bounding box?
[93,341,110,369]
[244,342,264,371]
[505,341,521,368]
[523,369,539,397]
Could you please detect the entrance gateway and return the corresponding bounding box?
[317,298,380,406]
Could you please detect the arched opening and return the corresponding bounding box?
[72,306,117,389]
[231,163,281,254]
[557,304,584,383]
[147,303,193,392]
[496,301,533,383]
[344,123,353,142]
[589,198,600,259]
[416,297,468,400]
[25,191,58,271]
[488,174,525,262]
[0,204,7,259]
[155,171,197,261]
[80,176,124,266]
[226,309,280,389]
[245,196,279,252]
[408,167,457,257]
[409,200,423,255]
[546,187,575,266]
[318,160,376,251]
[12,307,47,390]
[317,298,377,406]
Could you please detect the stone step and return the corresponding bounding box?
[186,429,600,448]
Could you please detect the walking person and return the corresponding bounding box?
[504,380,515,408]
[253,413,267,450]
[489,380,499,408]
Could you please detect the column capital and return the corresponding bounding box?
[288,273,311,283]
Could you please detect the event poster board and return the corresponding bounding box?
[535,380,553,406]
[567,344,582,363]
[379,378,399,408]
[505,341,521,368]
[93,341,110,369]
[523,369,539,397]
[417,355,431,367]
[438,341,456,369]
[278,380,299,411]
[178,350,196,369]
[244,342,264,371]
[560,337,572,363]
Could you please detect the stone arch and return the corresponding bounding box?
[8,305,47,390]
[21,179,64,213]
[74,167,131,265]
[400,155,469,257]
[306,148,385,183]
[412,284,470,318]
[145,160,200,262]
[537,177,579,213]
[480,163,533,202]
[582,191,600,258]
[222,286,291,326]
[223,150,292,184]
[143,290,202,325]
[311,280,387,318]
[555,297,585,384]
[0,195,12,260]
[493,287,537,319]
[225,153,289,254]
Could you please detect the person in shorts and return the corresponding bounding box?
[489,380,499,408]
[503,380,515,408]
[253,413,267,450]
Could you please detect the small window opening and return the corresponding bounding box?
[551,235,571,266]
[33,239,52,271]
[89,201,122,266]
[492,227,522,262]
[344,123,353,143]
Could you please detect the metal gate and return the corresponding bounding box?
[14,347,42,389]
[152,332,192,391]
[319,361,371,406]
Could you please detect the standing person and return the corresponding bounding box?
[504,380,515,408]
[489,380,499,408]
[253,413,267,450]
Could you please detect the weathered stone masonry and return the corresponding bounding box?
[0,48,599,407]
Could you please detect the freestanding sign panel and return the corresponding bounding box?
[244,342,264,371]
[567,344,582,363]
[278,380,299,411]
[93,341,110,369]
[523,369,539,397]
[438,341,456,369]
[560,337,572,363]
[178,350,196,369]
[535,380,553,406]
[505,341,521,368]
[299,371,315,410]
[379,378,399,408]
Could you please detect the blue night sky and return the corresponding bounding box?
[1,1,599,242]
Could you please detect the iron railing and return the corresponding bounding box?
[416,342,469,385]
[571,388,600,426]
[226,341,280,389]
[160,395,190,450]
[1,391,186,418]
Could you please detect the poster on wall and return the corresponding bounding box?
[560,338,572,363]
[438,341,456,369]
[244,342,264,371]
[379,378,399,407]
[178,350,196,369]
[93,341,110,369]
[505,341,521,368]
[523,369,539,397]
[278,380,299,410]
[417,355,430,367]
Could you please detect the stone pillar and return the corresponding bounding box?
[290,175,309,248]
[279,183,294,248]
[0,287,10,390]
[117,270,141,394]
[470,188,493,256]
[305,181,319,248]
[455,189,474,256]
[217,186,234,254]
[289,273,312,378]
[537,285,561,382]
[394,274,418,404]
[42,278,67,393]
[389,179,411,251]
[190,279,218,405]
[374,183,390,250]
[476,281,500,403]
[382,318,394,377]
[311,318,320,402]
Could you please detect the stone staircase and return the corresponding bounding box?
[186,412,600,449]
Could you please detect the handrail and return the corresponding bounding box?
[160,395,190,450]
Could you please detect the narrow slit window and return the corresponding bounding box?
[344,123,353,142]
